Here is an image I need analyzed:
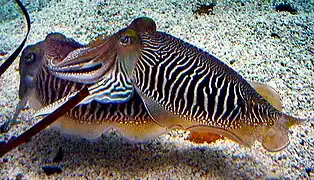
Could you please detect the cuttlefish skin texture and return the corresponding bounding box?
[129,26,307,152]
[19,32,166,140]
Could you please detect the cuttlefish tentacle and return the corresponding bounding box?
[16,31,167,141]
[0,88,32,133]
[46,36,117,84]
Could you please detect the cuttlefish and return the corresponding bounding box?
[15,30,167,140]
[49,17,311,152]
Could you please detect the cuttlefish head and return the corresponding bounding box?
[19,43,44,99]
[19,33,84,100]
[47,17,156,84]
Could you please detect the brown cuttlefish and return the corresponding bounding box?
[48,17,312,152]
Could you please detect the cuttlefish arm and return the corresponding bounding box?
[47,29,142,105]
[46,35,117,84]
[47,17,156,84]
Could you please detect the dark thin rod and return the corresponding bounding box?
[0,86,89,157]
[0,0,31,77]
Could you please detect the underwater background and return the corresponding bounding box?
[0,0,313,179]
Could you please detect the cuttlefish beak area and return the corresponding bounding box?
[45,34,117,84]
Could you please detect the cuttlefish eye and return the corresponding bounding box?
[119,35,133,46]
[118,28,141,46]
[24,52,36,64]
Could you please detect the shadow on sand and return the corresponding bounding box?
[21,128,257,178]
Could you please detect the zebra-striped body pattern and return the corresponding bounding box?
[133,32,280,129]
[35,66,149,125]
[127,24,306,151]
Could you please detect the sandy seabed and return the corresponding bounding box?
[0,0,313,179]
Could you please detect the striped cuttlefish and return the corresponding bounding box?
[16,25,167,141]
[17,17,311,152]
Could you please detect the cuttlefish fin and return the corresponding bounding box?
[53,114,168,141]
[32,90,103,138]
[108,118,168,142]
[184,119,288,151]
[250,81,282,111]
[52,115,108,139]
[184,124,257,147]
